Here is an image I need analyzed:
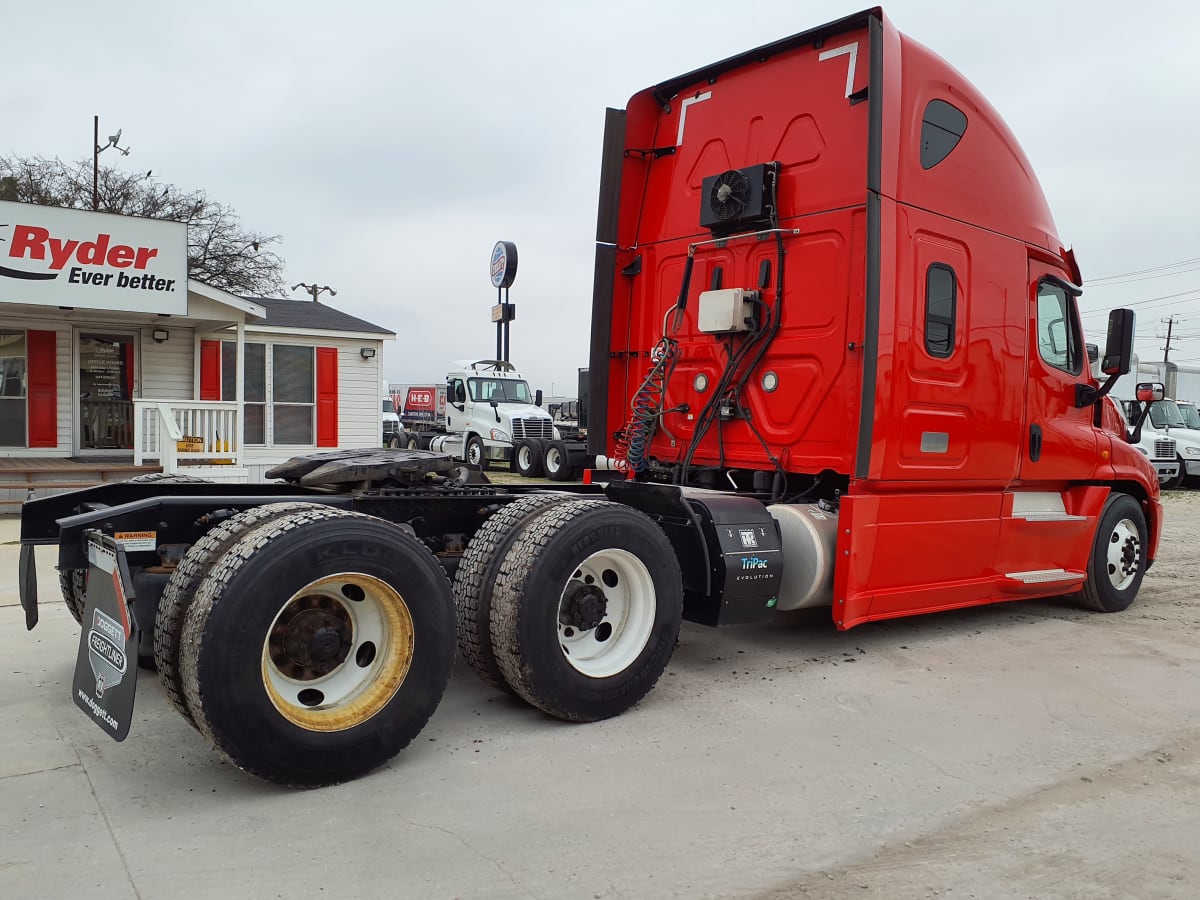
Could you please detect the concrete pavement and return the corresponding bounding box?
[2,499,1198,899]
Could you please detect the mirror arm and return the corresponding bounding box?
[1076,372,1122,408]
[1128,404,1152,445]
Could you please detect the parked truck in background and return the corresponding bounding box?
[381,380,403,448]
[1111,356,1200,488]
[399,383,447,437]
[1095,358,1181,486]
[16,8,1163,789]
[513,366,591,480]
[402,360,559,470]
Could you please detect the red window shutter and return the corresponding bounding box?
[199,340,221,401]
[27,330,57,448]
[316,347,338,447]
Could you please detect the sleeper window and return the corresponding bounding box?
[925,264,956,358]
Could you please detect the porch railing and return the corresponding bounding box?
[133,400,242,473]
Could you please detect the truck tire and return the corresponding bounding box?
[405,434,420,450]
[543,439,575,482]
[58,569,88,625]
[154,502,345,726]
[490,499,683,722]
[452,493,574,691]
[513,439,544,477]
[1162,458,1185,490]
[1078,493,1148,613]
[56,473,214,625]
[465,434,489,470]
[178,509,455,786]
[387,435,402,449]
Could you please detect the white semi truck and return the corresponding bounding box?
[1107,356,1197,488]
[404,360,557,470]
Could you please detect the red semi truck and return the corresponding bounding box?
[18,8,1161,786]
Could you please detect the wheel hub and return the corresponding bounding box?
[272,602,353,679]
[1118,533,1139,578]
[559,583,608,631]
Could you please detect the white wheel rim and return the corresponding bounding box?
[519,445,533,469]
[546,447,562,474]
[556,548,655,678]
[469,442,481,464]
[1105,517,1141,592]
[261,573,413,732]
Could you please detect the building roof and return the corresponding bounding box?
[246,296,395,336]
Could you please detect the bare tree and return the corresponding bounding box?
[0,155,286,296]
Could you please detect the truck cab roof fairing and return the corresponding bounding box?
[889,34,1062,253]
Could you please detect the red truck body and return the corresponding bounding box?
[589,7,1161,628]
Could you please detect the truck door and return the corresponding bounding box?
[1019,262,1097,482]
[447,377,465,432]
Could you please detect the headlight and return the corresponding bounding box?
[1136,447,1148,456]
[489,428,510,442]
[1184,447,1200,457]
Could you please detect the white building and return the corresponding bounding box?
[0,200,394,504]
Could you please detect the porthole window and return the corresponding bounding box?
[921,100,967,169]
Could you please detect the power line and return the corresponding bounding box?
[1079,287,1200,317]
[1086,265,1200,287]
[1087,256,1200,283]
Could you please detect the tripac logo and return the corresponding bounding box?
[0,221,177,293]
[741,556,769,570]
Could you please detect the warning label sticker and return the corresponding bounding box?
[114,531,156,552]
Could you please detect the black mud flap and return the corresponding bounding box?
[19,544,37,631]
[71,531,139,742]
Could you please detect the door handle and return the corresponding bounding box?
[1029,424,1043,462]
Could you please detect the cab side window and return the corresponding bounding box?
[1036,282,1082,375]
[925,263,956,358]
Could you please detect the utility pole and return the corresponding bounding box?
[1161,314,1183,362]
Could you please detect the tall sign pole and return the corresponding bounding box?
[489,241,518,362]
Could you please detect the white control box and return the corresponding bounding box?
[697,288,758,333]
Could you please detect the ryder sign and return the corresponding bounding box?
[0,200,187,314]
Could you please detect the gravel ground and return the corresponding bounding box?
[752,488,1200,899]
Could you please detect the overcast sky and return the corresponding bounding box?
[4,0,1199,393]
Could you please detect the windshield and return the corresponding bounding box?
[1180,404,1200,429]
[469,377,533,404]
[382,399,395,414]
[1148,400,1186,429]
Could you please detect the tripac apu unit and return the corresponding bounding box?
[699,162,779,234]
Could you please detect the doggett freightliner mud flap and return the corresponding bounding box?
[71,530,140,741]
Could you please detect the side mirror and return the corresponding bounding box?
[1127,382,1165,444]
[535,389,543,407]
[1102,309,1135,376]
[1136,382,1165,403]
[1086,343,1099,364]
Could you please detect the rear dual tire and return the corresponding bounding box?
[154,502,347,724]
[513,439,544,477]
[452,493,574,691]
[174,508,455,786]
[543,440,576,482]
[489,500,683,722]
